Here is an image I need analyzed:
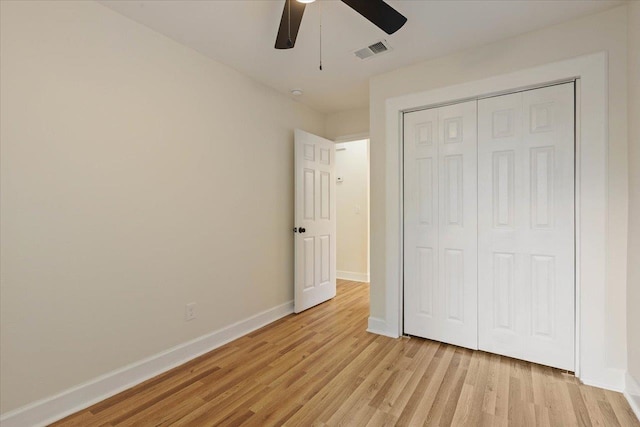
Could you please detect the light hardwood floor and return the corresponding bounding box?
[53,280,639,426]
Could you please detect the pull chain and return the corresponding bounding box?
[319,0,323,70]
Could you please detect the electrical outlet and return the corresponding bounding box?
[185,303,197,321]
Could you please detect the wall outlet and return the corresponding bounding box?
[185,303,197,321]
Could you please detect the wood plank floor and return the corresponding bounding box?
[53,280,639,426]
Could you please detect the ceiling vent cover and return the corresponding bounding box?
[354,40,392,60]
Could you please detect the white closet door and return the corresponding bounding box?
[478,83,575,370]
[404,100,478,350]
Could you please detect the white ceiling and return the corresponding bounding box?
[98,0,623,114]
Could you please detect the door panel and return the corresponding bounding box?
[404,106,438,340]
[404,100,478,350]
[477,83,575,370]
[295,130,336,313]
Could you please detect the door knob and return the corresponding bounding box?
[299,227,306,233]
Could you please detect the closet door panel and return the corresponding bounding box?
[478,83,575,370]
[404,107,440,339]
[404,101,478,350]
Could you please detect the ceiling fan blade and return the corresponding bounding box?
[275,0,307,49]
[340,0,407,35]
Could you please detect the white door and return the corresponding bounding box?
[294,129,336,313]
[477,83,575,370]
[403,100,478,350]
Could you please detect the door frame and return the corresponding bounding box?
[380,52,622,390]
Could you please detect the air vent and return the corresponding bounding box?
[354,39,392,60]
[369,41,387,54]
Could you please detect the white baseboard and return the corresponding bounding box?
[366,316,399,338]
[336,270,370,283]
[0,300,294,427]
[625,372,640,422]
[579,367,626,392]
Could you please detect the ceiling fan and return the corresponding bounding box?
[275,0,407,49]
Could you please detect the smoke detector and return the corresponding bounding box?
[354,40,392,60]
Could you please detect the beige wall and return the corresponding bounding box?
[627,0,640,385]
[325,108,370,141]
[335,140,369,280]
[369,5,628,370]
[0,0,326,413]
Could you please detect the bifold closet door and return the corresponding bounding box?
[477,83,575,370]
[403,100,478,350]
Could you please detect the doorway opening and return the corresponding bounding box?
[335,138,370,283]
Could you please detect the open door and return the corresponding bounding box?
[294,129,336,313]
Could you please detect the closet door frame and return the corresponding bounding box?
[379,52,614,389]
